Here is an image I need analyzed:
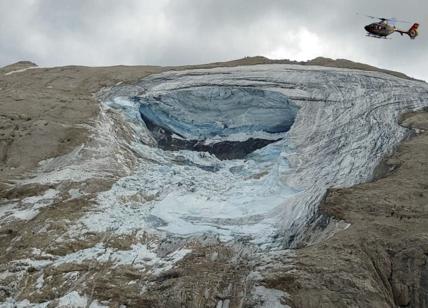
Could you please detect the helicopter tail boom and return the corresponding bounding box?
[396,23,419,39]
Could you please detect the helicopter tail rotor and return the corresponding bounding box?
[396,23,419,39]
[407,23,420,39]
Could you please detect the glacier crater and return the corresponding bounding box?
[90,64,428,247]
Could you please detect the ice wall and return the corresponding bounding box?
[136,86,298,139]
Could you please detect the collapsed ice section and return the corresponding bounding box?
[132,87,298,159]
[136,86,297,139]
[96,85,299,243]
[94,64,428,246]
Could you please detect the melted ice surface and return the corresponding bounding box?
[140,142,296,239]
[95,84,301,241]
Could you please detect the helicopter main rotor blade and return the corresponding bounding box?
[356,13,384,20]
[389,17,412,24]
[357,13,412,24]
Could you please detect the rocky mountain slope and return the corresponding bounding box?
[0,58,427,307]
[266,111,428,308]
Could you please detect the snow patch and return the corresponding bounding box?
[35,273,44,289]
[4,291,108,308]
[253,286,290,308]
[52,243,191,275]
[4,66,38,76]
[0,189,59,222]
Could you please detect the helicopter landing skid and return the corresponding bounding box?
[366,33,391,39]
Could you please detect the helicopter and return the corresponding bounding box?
[362,15,419,39]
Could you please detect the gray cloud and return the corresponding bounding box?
[0,0,427,80]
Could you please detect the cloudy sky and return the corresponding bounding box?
[1,0,426,80]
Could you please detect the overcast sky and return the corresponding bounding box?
[1,0,427,80]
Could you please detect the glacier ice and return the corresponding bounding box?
[132,86,299,160]
[136,86,298,139]
[92,64,428,246]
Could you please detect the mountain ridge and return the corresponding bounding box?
[2,56,421,82]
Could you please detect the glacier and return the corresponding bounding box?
[3,62,428,307]
[90,64,428,247]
